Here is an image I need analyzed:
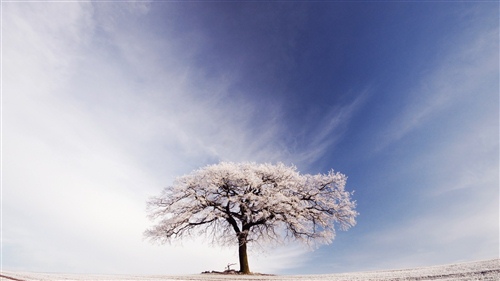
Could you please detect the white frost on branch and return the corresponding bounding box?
[145,162,358,249]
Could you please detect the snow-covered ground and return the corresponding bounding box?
[1,259,499,281]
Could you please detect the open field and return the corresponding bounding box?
[1,259,499,281]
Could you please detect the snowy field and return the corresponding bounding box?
[1,259,498,281]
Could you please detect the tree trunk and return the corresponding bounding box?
[238,233,250,274]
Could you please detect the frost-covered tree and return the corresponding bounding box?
[144,162,357,274]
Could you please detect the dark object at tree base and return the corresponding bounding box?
[201,270,274,276]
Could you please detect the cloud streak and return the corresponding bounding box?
[2,2,356,274]
[378,22,498,151]
[3,1,497,275]
[338,11,499,272]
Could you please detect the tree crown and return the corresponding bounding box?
[145,162,357,248]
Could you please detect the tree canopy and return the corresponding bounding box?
[145,162,358,274]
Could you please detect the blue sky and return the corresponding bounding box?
[2,1,498,276]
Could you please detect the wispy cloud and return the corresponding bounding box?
[1,2,323,274]
[378,24,498,150]
[284,89,370,169]
[325,9,499,273]
[4,2,497,275]
[364,193,498,269]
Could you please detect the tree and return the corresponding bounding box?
[144,162,358,274]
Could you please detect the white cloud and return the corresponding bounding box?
[366,192,498,269]
[251,244,312,274]
[378,23,498,150]
[1,2,315,274]
[424,115,499,196]
[292,89,370,167]
[337,14,499,272]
